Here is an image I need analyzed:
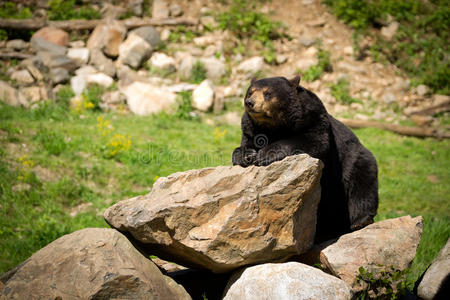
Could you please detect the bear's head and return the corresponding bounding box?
[244,75,301,126]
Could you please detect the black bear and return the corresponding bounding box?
[232,76,378,243]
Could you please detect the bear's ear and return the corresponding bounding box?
[289,75,301,89]
[250,77,257,85]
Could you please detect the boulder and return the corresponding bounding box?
[37,51,78,72]
[0,80,28,107]
[21,86,48,104]
[169,3,183,17]
[104,154,323,273]
[31,37,67,55]
[381,21,399,41]
[118,33,153,69]
[417,239,450,300]
[237,56,264,75]
[49,68,70,85]
[223,262,353,300]
[67,48,90,65]
[178,55,196,79]
[149,52,176,72]
[130,26,162,49]
[89,49,116,77]
[0,228,191,300]
[10,69,34,84]
[320,215,423,290]
[32,27,69,47]
[120,81,177,115]
[192,79,214,111]
[87,21,127,58]
[85,73,114,88]
[152,0,169,18]
[200,57,226,81]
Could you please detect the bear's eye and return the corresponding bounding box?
[264,91,272,99]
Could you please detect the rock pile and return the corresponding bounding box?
[1,154,427,299]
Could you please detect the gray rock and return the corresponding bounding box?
[104,154,323,273]
[67,48,90,65]
[120,81,177,115]
[37,51,78,72]
[130,26,162,49]
[223,262,353,300]
[299,36,316,47]
[31,37,67,55]
[383,92,396,104]
[416,84,430,97]
[276,54,288,65]
[320,215,423,291]
[152,0,169,18]
[192,79,214,111]
[128,0,144,16]
[149,52,176,72]
[381,21,399,40]
[50,68,70,85]
[0,228,191,300]
[6,39,28,51]
[11,69,34,84]
[169,3,183,17]
[21,86,48,104]
[237,56,264,75]
[32,27,69,47]
[200,56,226,81]
[118,33,153,69]
[417,239,450,300]
[178,55,196,79]
[0,80,28,107]
[89,49,116,77]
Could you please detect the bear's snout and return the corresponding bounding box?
[245,98,255,108]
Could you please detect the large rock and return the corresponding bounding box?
[120,81,177,115]
[32,27,69,47]
[67,47,90,65]
[31,37,67,55]
[0,80,28,107]
[237,56,264,75]
[89,49,116,77]
[150,52,176,72]
[104,154,323,273]
[152,0,169,18]
[0,228,191,300]
[223,262,353,300]
[417,239,450,300]
[130,26,162,49]
[118,33,153,69]
[200,57,226,81]
[37,51,78,72]
[320,215,423,290]
[178,55,196,79]
[192,79,214,111]
[87,21,127,58]
[10,69,34,84]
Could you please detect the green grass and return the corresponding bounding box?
[0,101,448,291]
[322,0,449,95]
[302,48,332,82]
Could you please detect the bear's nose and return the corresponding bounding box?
[245,98,255,108]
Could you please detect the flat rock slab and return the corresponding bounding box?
[320,215,423,289]
[0,228,191,300]
[223,262,353,300]
[105,154,323,273]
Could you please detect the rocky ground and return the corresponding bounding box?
[0,0,448,132]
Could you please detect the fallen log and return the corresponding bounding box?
[338,118,450,139]
[0,17,198,31]
[404,99,450,116]
[0,51,33,59]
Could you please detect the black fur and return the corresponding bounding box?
[232,76,379,242]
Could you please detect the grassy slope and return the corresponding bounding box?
[0,102,449,287]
